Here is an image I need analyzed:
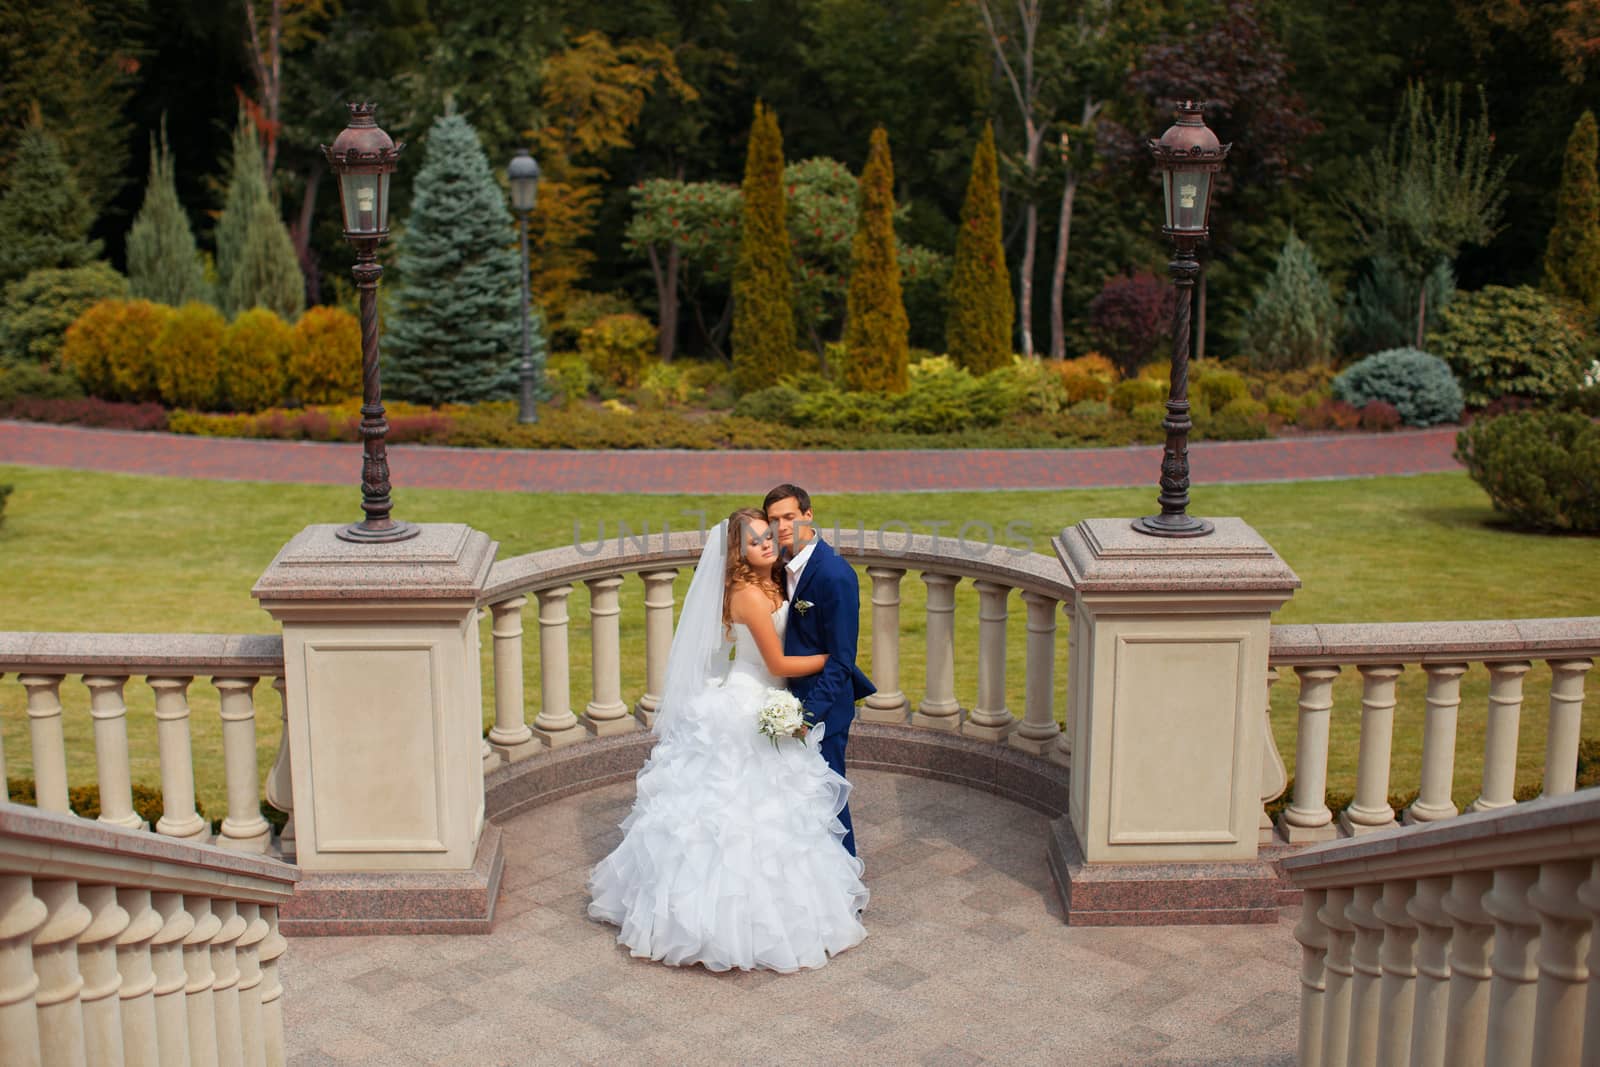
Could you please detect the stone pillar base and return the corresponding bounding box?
[857,698,910,726]
[1277,820,1340,845]
[910,709,963,732]
[1046,817,1282,926]
[960,718,1014,743]
[1338,810,1397,837]
[279,821,505,936]
[582,714,640,738]
[1007,730,1059,757]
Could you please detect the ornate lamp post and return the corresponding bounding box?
[508,148,541,424]
[1133,101,1230,539]
[322,102,417,543]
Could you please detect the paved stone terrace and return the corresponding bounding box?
[282,771,1299,1066]
[0,418,1458,494]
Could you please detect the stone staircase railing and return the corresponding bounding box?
[1280,789,1600,1067]
[0,801,299,1066]
[1267,620,1598,844]
[0,634,292,857]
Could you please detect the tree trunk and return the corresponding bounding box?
[1416,281,1428,349]
[1019,201,1037,355]
[660,243,680,361]
[290,159,322,305]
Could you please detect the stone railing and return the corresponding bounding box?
[0,802,298,1067]
[1281,790,1600,1067]
[1267,620,1598,844]
[479,528,1077,763]
[0,634,292,857]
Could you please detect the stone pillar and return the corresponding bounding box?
[216,678,271,853]
[150,891,194,1065]
[1443,870,1495,1067]
[1009,591,1061,755]
[961,580,1013,742]
[264,678,294,863]
[912,573,962,730]
[0,875,45,1067]
[1052,601,1077,769]
[532,584,581,748]
[581,575,635,736]
[150,676,209,842]
[1340,664,1403,836]
[1543,658,1593,798]
[1471,661,1531,813]
[1319,886,1356,1067]
[634,570,678,728]
[253,523,503,933]
[32,879,90,1067]
[1529,860,1590,1067]
[1345,882,1384,1065]
[76,883,130,1067]
[1407,875,1453,1067]
[487,596,537,761]
[21,675,70,814]
[84,675,145,831]
[1375,879,1420,1064]
[115,887,163,1067]
[1294,888,1329,1067]
[1280,666,1340,843]
[859,567,910,725]
[1260,667,1287,845]
[1407,663,1468,824]
[1484,866,1540,1066]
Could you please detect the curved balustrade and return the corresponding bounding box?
[479,528,1076,766]
[1269,620,1599,846]
[0,634,291,856]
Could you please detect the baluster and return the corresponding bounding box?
[1294,887,1329,1067]
[1471,660,1531,813]
[1346,883,1384,1065]
[634,570,678,728]
[582,576,635,735]
[264,678,293,862]
[214,678,270,853]
[76,884,130,1066]
[209,900,245,1067]
[150,891,193,1065]
[1578,859,1600,1067]
[1407,876,1453,1067]
[183,896,221,1067]
[21,675,70,814]
[0,680,7,800]
[0,875,46,1067]
[962,581,1013,741]
[1340,664,1403,836]
[1281,666,1341,842]
[1010,591,1061,754]
[860,567,910,725]
[235,903,267,1067]
[1318,885,1355,1067]
[1529,860,1590,1067]
[487,596,536,759]
[150,676,208,841]
[532,585,581,747]
[1484,865,1540,1066]
[1261,666,1288,844]
[84,674,144,830]
[1443,870,1495,1067]
[1406,663,1468,824]
[115,888,162,1067]
[32,879,90,1066]
[912,572,961,731]
[1053,600,1077,768]
[257,906,287,1067]
[1543,658,1593,798]
[1375,879,1419,1065]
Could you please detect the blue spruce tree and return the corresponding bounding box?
[385,112,520,405]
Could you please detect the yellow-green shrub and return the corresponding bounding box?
[1110,377,1166,414]
[153,302,226,409]
[1059,373,1110,403]
[220,307,292,412]
[1058,352,1119,382]
[579,313,656,387]
[635,362,700,409]
[1194,367,1249,411]
[287,306,361,404]
[545,352,596,404]
[60,298,173,401]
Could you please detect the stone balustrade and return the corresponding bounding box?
[0,634,292,857]
[1267,620,1599,845]
[1281,788,1600,1067]
[0,800,298,1067]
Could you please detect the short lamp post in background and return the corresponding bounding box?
[1133,100,1230,540]
[508,148,542,424]
[322,102,417,543]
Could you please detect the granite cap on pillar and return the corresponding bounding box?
[253,523,498,617]
[1055,517,1300,600]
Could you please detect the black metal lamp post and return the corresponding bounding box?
[322,102,417,543]
[1132,101,1230,539]
[508,148,541,424]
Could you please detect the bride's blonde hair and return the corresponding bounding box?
[723,506,779,631]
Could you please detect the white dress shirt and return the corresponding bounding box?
[785,538,818,600]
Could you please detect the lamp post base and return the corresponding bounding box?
[1131,513,1215,539]
[336,519,422,544]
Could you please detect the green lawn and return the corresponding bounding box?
[1,464,1596,821]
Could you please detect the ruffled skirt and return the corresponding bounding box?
[587,672,868,972]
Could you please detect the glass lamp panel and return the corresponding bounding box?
[376,172,392,230]
[1162,171,1175,230]
[510,175,537,213]
[341,172,382,235]
[1171,169,1211,233]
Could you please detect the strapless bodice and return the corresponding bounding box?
[727,601,789,690]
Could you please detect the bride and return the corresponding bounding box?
[587,507,869,972]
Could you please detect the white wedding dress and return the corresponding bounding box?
[587,600,869,972]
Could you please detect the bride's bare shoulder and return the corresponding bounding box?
[727,581,780,623]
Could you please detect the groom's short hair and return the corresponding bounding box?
[763,483,812,515]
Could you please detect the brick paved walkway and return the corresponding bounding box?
[0,418,1459,494]
[283,770,1299,1066]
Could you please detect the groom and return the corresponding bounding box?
[764,483,875,857]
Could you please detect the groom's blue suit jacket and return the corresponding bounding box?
[782,537,875,739]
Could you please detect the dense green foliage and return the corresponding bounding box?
[1456,412,1600,533]
[152,301,226,409]
[945,124,1011,374]
[1241,231,1338,371]
[126,125,209,308]
[0,263,128,367]
[842,127,909,393]
[287,306,362,405]
[1332,347,1464,427]
[1543,112,1600,314]
[731,103,795,394]
[385,113,521,406]
[0,125,100,287]
[1344,258,1456,356]
[215,114,268,315]
[220,308,293,413]
[226,199,304,322]
[1429,286,1588,407]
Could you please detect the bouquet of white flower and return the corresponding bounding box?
[757,688,807,748]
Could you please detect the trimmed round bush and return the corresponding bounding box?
[579,313,656,388]
[1110,377,1166,415]
[1332,347,1464,427]
[0,263,129,367]
[1455,411,1600,532]
[153,302,226,409]
[1195,367,1249,411]
[221,307,292,412]
[61,298,173,401]
[287,306,361,405]
[1429,285,1587,407]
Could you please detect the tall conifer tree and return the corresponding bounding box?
[843,126,909,393]
[945,123,1012,373]
[731,102,795,394]
[0,121,100,286]
[216,111,267,306]
[127,121,210,307]
[1543,111,1600,314]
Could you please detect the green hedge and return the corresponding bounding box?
[1455,411,1600,532]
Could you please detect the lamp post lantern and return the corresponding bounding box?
[1133,100,1230,540]
[508,148,541,424]
[322,102,416,543]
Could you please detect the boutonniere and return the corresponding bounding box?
[793,599,815,616]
